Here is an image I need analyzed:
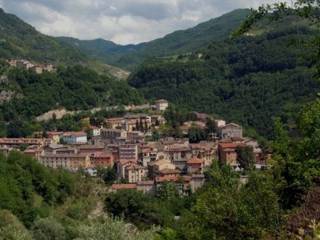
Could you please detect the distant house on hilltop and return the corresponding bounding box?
[219,123,243,139]
[155,99,169,111]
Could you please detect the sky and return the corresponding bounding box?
[0,0,292,45]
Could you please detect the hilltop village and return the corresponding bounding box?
[6,59,56,74]
[0,99,268,195]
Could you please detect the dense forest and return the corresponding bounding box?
[0,62,143,137]
[129,7,320,138]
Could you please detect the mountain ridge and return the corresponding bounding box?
[57,9,251,70]
[0,8,130,79]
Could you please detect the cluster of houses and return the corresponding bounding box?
[0,101,269,195]
[6,59,55,74]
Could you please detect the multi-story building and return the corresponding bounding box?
[124,114,152,132]
[0,138,51,148]
[127,131,144,143]
[101,129,127,142]
[46,132,64,144]
[187,157,205,174]
[219,123,243,139]
[39,153,90,171]
[218,142,240,167]
[105,117,125,129]
[148,158,177,178]
[77,145,105,154]
[90,152,114,168]
[155,99,169,111]
[119,144,138,161]
[165,144,192,171]
[124,163,147,183]
[62,132,88,145]
[190,142,217,166]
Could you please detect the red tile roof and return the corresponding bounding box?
[159,168,181,175]
[187,157,204,165]
[63,132,87,137]
[137,181,154,186]
[218,142,238,149]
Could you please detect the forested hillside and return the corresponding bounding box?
[0,8,86,64]
[129,11,320,137]
[0,8,130,79]
[58,9,250,70]
[0,62,143,137]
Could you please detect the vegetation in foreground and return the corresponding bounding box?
[0,151,157,240]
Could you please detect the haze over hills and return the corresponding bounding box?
[57,9,250,70]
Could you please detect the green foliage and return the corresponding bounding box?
[164,106,196,128]
[175,164,281,240]
[187,127,207,143]
[58,9,250,70]
[0,8,86,64]
[0,210,32,240]
[0,151,78,226]
[75,217,157,240]
[130,9,319,138]
[31,217,67,240]
[273,99,320,208]
[236,146,255,171]
[105,187,190,228]
[97,167,117,185]
[0,65,143,137]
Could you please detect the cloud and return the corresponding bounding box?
[0,0,291,44]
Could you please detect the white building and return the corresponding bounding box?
[215,119,226,128]
[62,132,88,145]
[91,127,101,137]
[155,99,169,111]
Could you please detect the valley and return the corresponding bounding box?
[0,1,319,240]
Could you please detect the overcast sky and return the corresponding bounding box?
[0,0,292,45]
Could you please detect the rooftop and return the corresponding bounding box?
[187,157,205,165]
[63,132,87,137]
[111,184,137,190]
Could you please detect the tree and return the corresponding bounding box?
[75,216,157,240]
[188,126,207,143]
[31,217,67,240]
[0,210,32,240]
[157,182,179,201]
[205,117,217,137]
[97,167,116,185]
[236,146,255,171]
[176,164,281,240]
[105,190,149,224]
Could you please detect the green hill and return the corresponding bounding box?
[58,9,250,70]
[0,62,143,137]
[129,12,320,137]
[0,8,87,64]
[0,8,130,79]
